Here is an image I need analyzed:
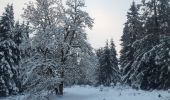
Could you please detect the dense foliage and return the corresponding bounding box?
[120,0,170,90]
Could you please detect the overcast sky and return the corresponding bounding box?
[0,0,141,54]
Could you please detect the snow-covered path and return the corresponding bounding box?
[52,86,170,100]
[1,86,170,100]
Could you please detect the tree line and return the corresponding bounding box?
[0,0,170,98]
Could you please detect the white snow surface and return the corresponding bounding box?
[1,85,170,100]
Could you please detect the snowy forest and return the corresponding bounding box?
[0,0,170,100]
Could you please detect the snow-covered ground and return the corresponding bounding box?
[54,86,170,100]
[1,85,170,100]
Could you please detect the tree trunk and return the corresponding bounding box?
[59,82,63,95]
[58,71,64,95]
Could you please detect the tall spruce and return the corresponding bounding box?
[0,4,20,96]
[96,48,105,86]
[120,1,143,85]
[96,40,119,86]
[110,39,120,84]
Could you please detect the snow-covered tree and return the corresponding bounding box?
[96,40,119,86]
[127,35,170,90]
[120,1,143,85]
[16,22,32,92]
[142,0,170,36]
[56,0,94,94]
[22,0,94,95]
[130,0,170,90]
[13,21,22,46]
[0,4,20,96]
[64,48,97,86]
[110,39,120,84]
[22,0,62,94]
[19,22,31,58]
[121,0,170,90]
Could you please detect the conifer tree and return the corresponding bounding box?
[120,1,143,85]
[0,4,20,96]
[109,39,120,84]
[121,0,170,90]
[96,48,105,86]
[13,21,22,46]
[128,0,170,90]
[96,40,119,86]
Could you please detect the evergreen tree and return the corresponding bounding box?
[96,48,105,86]
[121,0,170,90]
[109,39,120,84]
[0,4,20,96]
[96,40,119,86]
[120,1,143,85]
[13,21,22,46]
[142,0,170,36]
[157,0,170,36]
[129,0,170,90]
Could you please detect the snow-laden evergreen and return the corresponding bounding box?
[129,36,170,89]
[121,0,170,90]
[120,1,143,85]
[0,4,20,96]
[96,39,119,86]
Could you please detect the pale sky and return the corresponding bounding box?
[0,0,140,54]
